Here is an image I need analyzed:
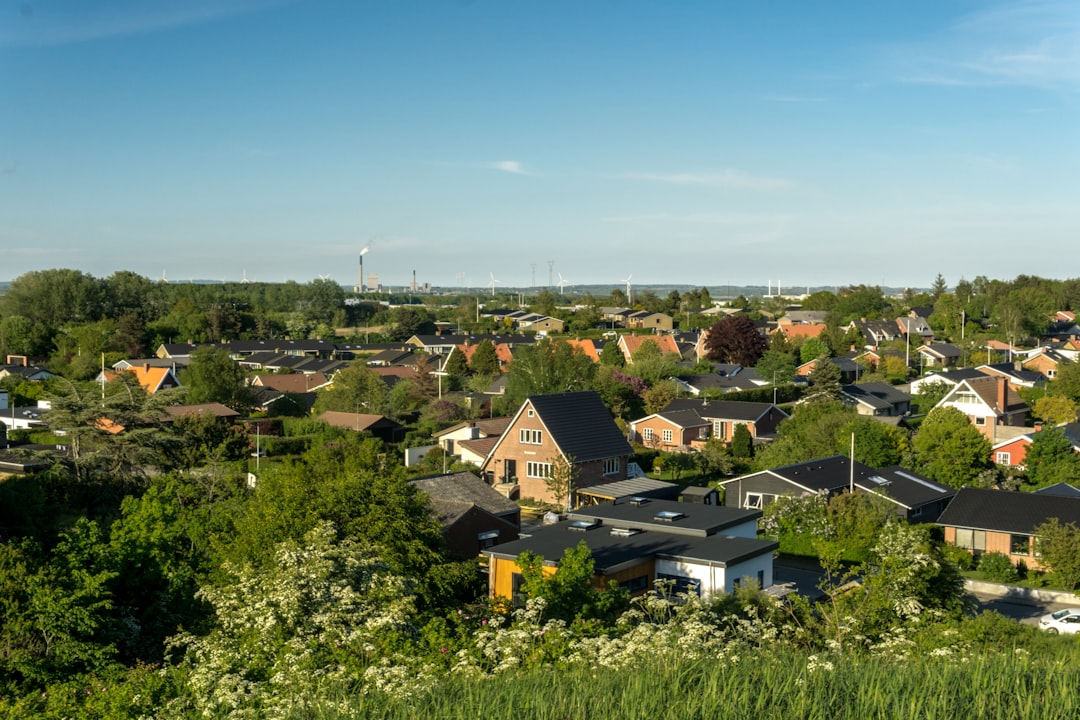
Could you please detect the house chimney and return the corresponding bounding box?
[997,376,1008,413]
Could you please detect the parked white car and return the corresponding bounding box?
[1039,608,1080,635]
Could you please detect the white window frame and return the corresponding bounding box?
[519,428,542,445]
[661,429,673,443]
[995,451,1011,465]
[642,427,654,442]
[526,461,552,479]
[744,492,763,509]
[603,457,620,475]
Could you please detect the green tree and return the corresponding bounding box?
[931,274,948,301]
[845,416,908,468]
[180,346,255,412]
[1022,427,1080,488]
[1032,395,1079,426]
[545,454,579,511]
[516,541,627,623]
[1047,361,1080,405]
[0,269,104,327]
[731,423,753,458]
[803,356,842,404]
[314,363,390,415]
[599,340,626,367]
[1034,518,1080,591]
[641,379,679,415]
[798,336,830,364]
[755,349,797,386]
[505,340,597,406]
[302,277,346,324]
[912,379,951,414]
[625,338,680,386]
[469,339,500,377]
[910,407,991,488]
[695,439,736,477]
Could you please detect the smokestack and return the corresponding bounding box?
[412,269,417,292]
[359,253,364,293]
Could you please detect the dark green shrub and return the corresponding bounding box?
[978,552,1019,583]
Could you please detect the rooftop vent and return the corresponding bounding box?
[653,510,686,523]
[568,519,601,532]
[610,527,641,537]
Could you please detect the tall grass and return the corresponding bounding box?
[304,647,1080,720]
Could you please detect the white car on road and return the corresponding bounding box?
[1039,608,1080,635]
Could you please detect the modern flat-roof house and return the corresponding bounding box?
[720,456,955,522]
[479,391,633,505]
[937,486,1080,570]
[483,498,777,602]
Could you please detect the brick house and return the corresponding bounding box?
[937,486,1080,570]
[658,399,789,444]
[629,410,710,450]
[479,391,632,505]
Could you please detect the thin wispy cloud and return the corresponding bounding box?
[482,160,533,176]
[1,0,290,48]
[618,170,793,191]
[888,1,1080,91]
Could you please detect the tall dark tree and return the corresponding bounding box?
[931,274,948,301]
[703,315,768,366]
[469,339,500,377]
[803,356,842,404]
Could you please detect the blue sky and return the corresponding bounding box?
[2,0,1077,290]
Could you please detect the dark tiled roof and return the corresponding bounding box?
[841,382,911,410]
[937,487,1080,535]
[528,391,633,462]
[729,456,953,510]
[410,471,520,518]
[660,399,781,423]
[1033,483,1080,499]
[655,409,711,429]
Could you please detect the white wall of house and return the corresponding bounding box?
[655,554,773,597]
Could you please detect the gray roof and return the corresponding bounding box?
[1033,483,1080,499]
[724,456,953,510]
[410,471,520,520]
[660,399,783,423]
[575,477,681,501]
[528,391,633,462]
[485,521,777,570]
[938,487,1080,535]
[841,382,912,411]
[570,499,761,538]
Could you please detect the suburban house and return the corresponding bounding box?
[564,339,603,363]
[316,411,406,443]
[433,416,513,458]
[933,375,1029,441]
[897,313,935,344]
[455,342,515,372]
[990,422,1080,468]
[671,367,765,395]
[629,409,711,451]
[720,456,956,522]
[845,319,901,350]
[839,382,912,417]
[250,372,331,394]
[626,311,674,332]
[479,391,632,505]
[658,399,789,444]
[617,334,681,364]
[795,356,861,384]
[916,343,963,369]
[483,498,778,602]
[937,486,1080,570]
[409,471,521,558]
[99,365,182,394]
[1020,348,1074,380]
[908,368,988,396]
[772,321,827,344]
[976,363,1046,390]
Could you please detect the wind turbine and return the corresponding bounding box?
[488,272,501,297]
[621,274,633,305]
[241,269,249,284]
[160,269,169,284]
[557,272,570,295]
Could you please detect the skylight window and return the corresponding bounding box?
[653,510,685,522]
